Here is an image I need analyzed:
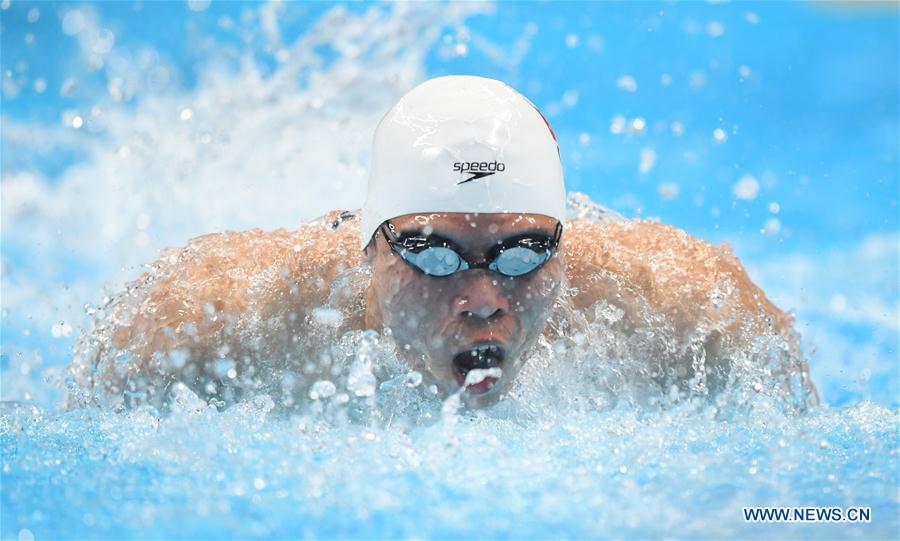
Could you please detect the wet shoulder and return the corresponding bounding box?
[130,212,363,346]
[561,218,786,331]
[563,218,739,274]
[164,210,362,284]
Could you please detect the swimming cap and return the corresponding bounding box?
[360,75,566,248]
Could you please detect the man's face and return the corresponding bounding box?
[366,212,565,407]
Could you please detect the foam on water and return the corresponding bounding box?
[2,2,898,539]
[2,388,897,538]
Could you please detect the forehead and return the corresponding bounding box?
[389,212,558,236]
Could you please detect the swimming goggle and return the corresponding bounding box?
[379,221,563,278]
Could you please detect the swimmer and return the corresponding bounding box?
[68,76,818,411]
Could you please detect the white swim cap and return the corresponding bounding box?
[361,75,566,248]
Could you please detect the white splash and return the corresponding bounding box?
[1,2,486,393]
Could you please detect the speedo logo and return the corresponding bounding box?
[454,161,506,184]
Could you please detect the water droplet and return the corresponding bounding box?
[639,148,656,174]
[689,70,707,89]
[60,78,77,96]
[310,380,336,400]
[630,117,646,134]
[762,218,781,236]
[187,0,211,12]
[62,10,85,35]
[706,22,725,37]
[617,75,637,93]
[733,174,760,200]
[51,321,73,338]
[658,183,679,200]
[405,371,423,387]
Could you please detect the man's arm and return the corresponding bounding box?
[67,211,364,409]
[561,218,818,408]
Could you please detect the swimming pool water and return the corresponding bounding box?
[1,1,898,539]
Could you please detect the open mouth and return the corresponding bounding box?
[452,344,505,394]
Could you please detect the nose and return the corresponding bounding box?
[452,272,510,320]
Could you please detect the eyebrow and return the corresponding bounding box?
[394,227,555,254]
[395,230,463,251]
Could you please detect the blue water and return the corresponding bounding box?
[1,1,898,539]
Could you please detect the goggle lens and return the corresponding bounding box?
[401,246,465,277]
[490,246,551,277]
